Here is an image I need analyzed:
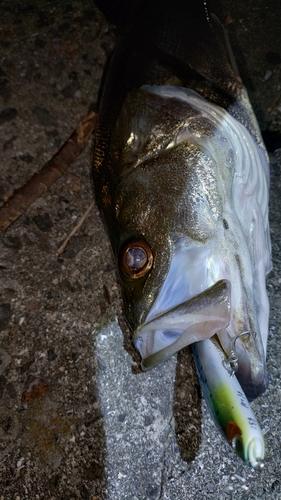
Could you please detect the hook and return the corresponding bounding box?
[223,331,250,377]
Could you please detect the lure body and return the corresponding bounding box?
[193,338,265,469]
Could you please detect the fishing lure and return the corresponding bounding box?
[193,336,265,469]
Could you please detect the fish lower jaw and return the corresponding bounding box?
[134,323,230,371]
[134,279,231,369]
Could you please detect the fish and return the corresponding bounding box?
[93,0,271,467]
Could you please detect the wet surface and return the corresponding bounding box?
[0,1,281,499]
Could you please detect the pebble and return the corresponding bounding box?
[0,108,18,125]
[271,479,280,492]
[61,235,88,259]
[32,106,56,127]
[206,482,216,492]
[144,414,154,426]
[0,304,12,331]
[5,382,17,399]
[0,374,7,399]
[0,78,11,102]
[2,236,22,249]
[118,413,126,422]
[32,213,53,232]
[264,70,272,81]
[22,379,49,402]
[61,82,79,99]
[3,136,16,150]
[0,348,12,375]
[17,457,25,469]
[47,348,57,361]
[30,197,47,209]
[19,153,33,163]
[45,127,58,136]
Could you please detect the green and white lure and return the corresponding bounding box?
[193,337,265,469]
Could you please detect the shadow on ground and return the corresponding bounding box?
[173,348,202,463]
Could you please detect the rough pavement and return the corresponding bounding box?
[0,1,281,499]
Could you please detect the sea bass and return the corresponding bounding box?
[93,0,271,467]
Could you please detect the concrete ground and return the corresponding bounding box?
[0,1,280,499]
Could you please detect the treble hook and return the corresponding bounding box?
[223,331,250,377]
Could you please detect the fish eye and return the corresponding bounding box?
[119,238,153,279]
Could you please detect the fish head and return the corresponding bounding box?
[109,87,270,399]
[116,140,231,346]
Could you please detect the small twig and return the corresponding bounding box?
[0,111,98,232]
[57,201,95,258]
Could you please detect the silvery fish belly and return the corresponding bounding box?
[94,0,271,462]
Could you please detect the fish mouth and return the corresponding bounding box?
[133,234,232,368]
[134,279,231,369]
[132,234,268,399]
[133,277,268,399]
